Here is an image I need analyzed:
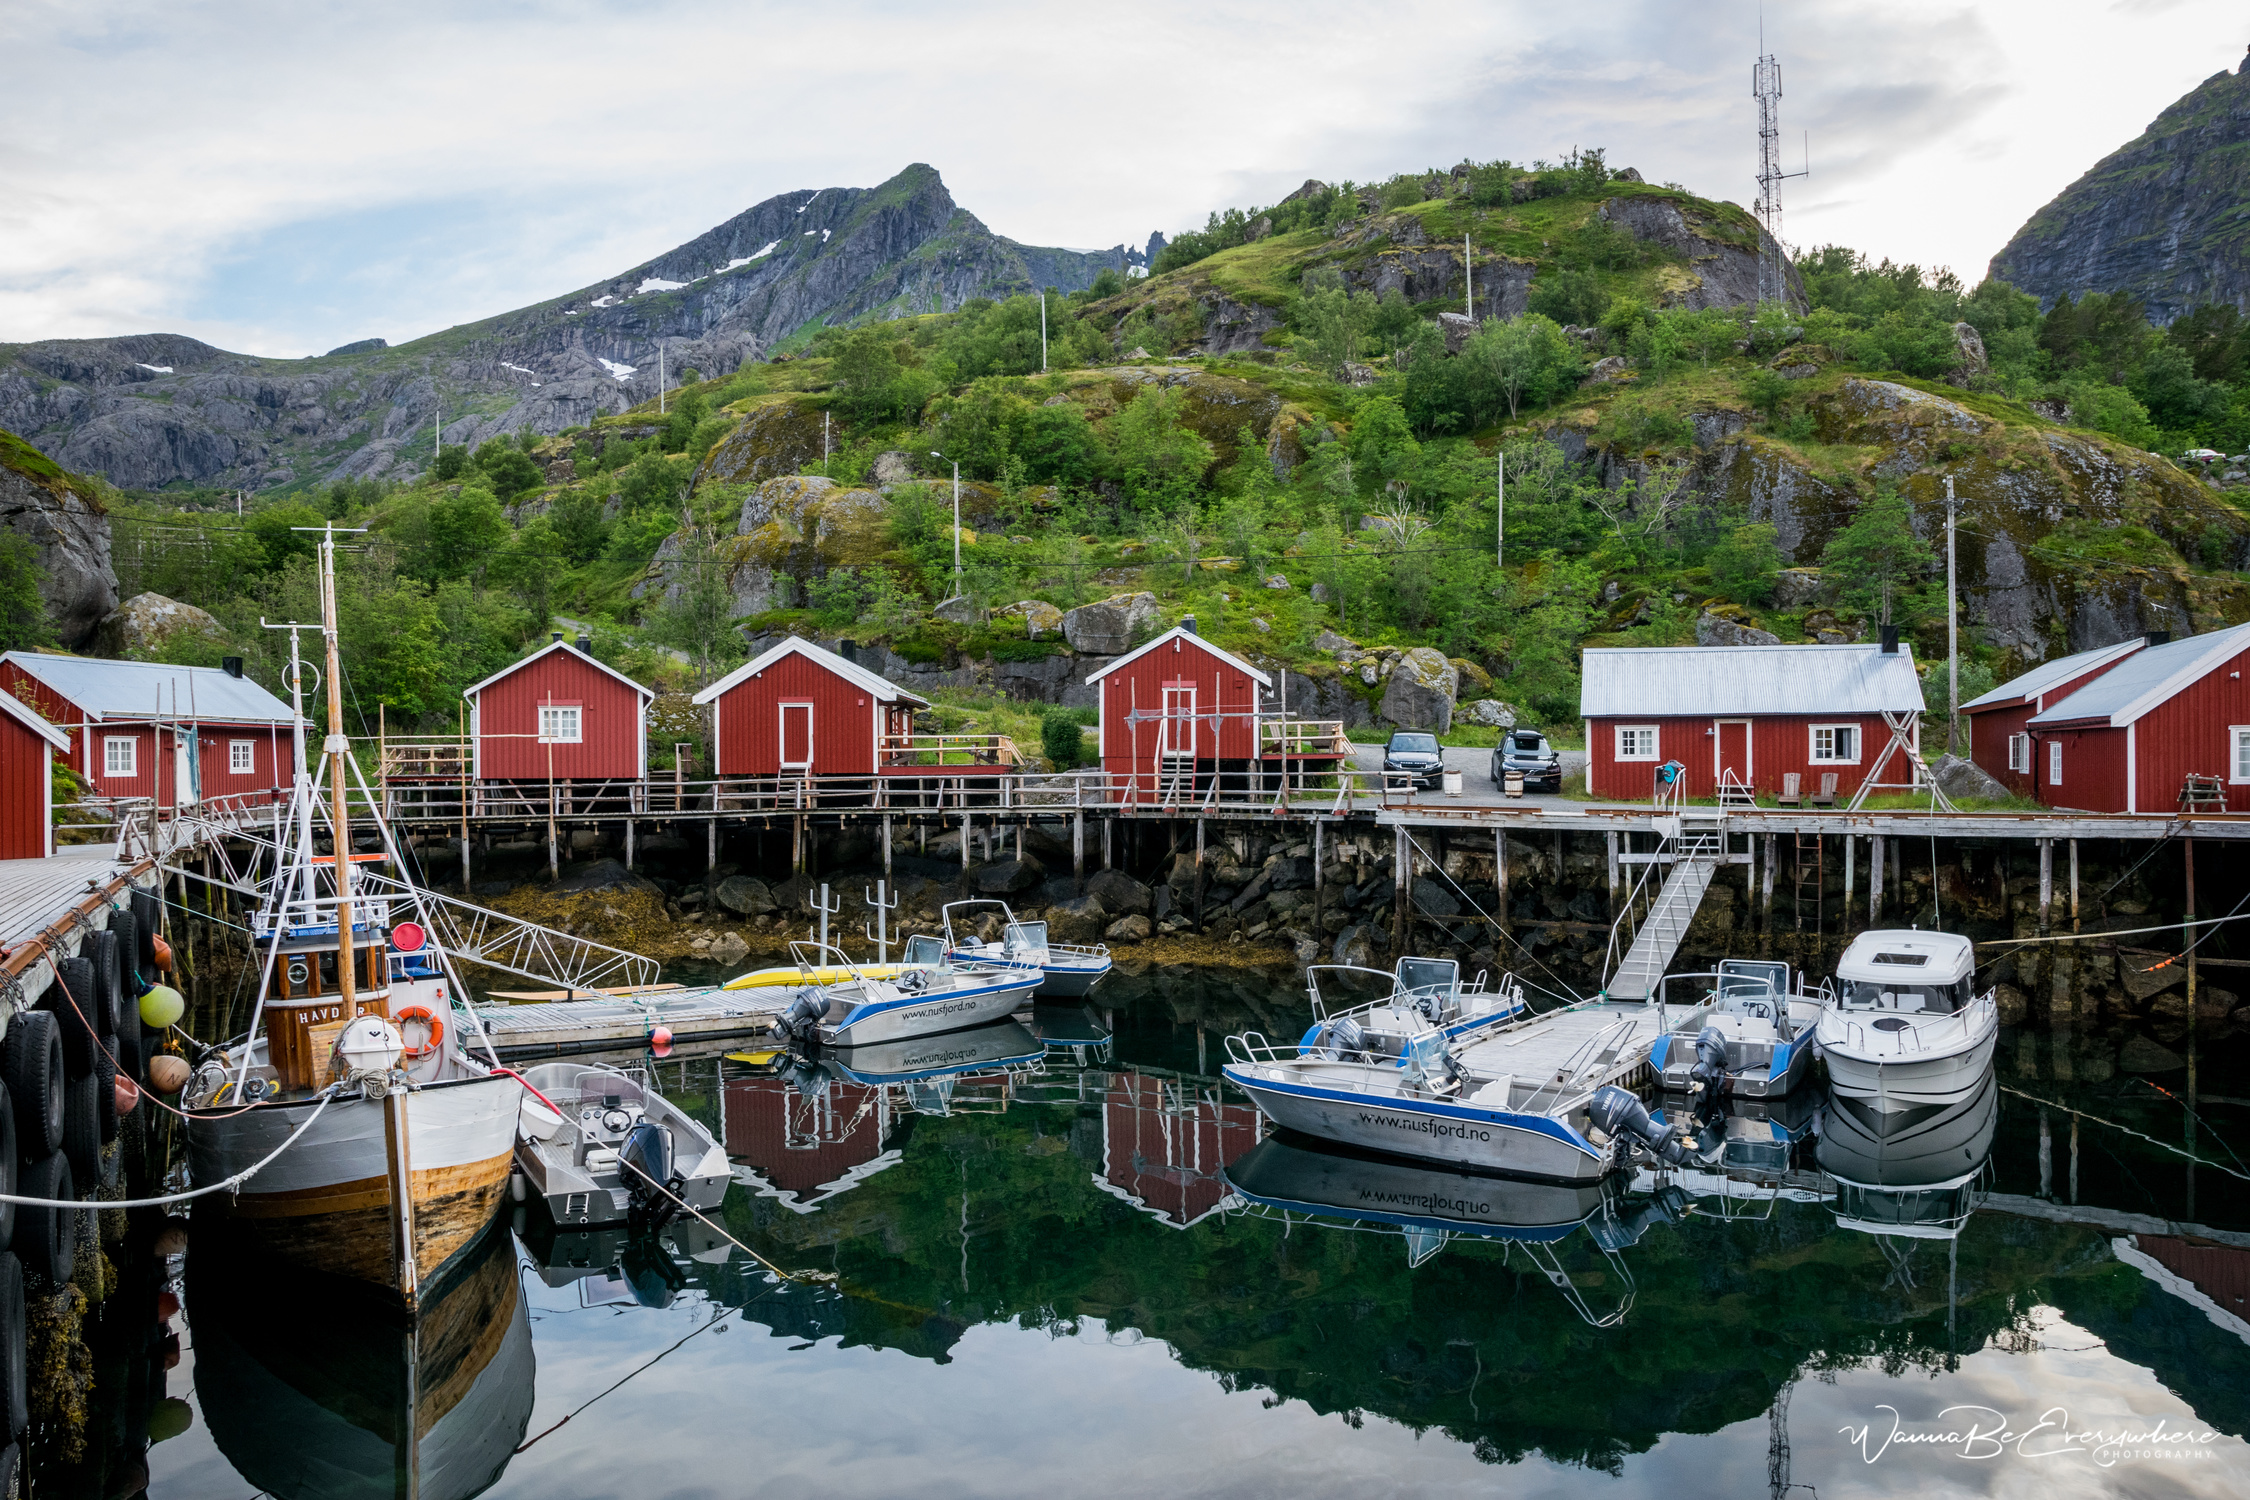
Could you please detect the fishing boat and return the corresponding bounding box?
[941,899,1111,999]
[183,528,519,1308]
[1649,958,1826,1099]
[511,1061,729,1229]
[192,1215,533,1500]
[1223,966,1704,1184]
[767,939,1037,1048]
[1223,1135,1689,1324]
[1296,956,1528,1057]
[1814,931,1997,1109]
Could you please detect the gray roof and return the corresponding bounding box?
[1580,644,1923,718]
[2027,620,2250,728]
[1,651,297,724]
[1961,637,2143,712]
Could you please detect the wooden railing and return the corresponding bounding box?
[1259,719,1352,757]
[878,732,1023,768]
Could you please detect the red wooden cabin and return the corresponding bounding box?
[0,691,71,859]
[1581,641,1925,802]
[1962,636,2147,799]
[2022,620,2250,813]
[464,634,653,785]
[0,651,297,812]
[695,636,950,779]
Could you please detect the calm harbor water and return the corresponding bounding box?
[106,967,2250,1498]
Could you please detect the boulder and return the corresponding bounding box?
[94,592,225,658]
[1332,924,1378,968]
[972,856,1046,894]
[2118,1034,2185,1074]
[1339,362,1379,388]
[1062,591,1159,654]
[1085,869,1152,916]
[1314,628,1356,654]
[770,873,816,912]
[1772,568,1824,609]
[1410,877,1460,918]
[0,457,117,648]
[934,595,982,625]
[997,599,1064,637]
[1929,754,2010,804]
[550,858,663,896]
[1584,355,1630,384]
[1947,322,1989,384]
[1694,609,1781,647]
[871,450,915,484]
[1438,312,1475,355]
[1379,646,1459,732]
[1105,913,1153,942]
[709,931,750,965]
[1265,856,1315,891]
[1458,699,1517,729]
[714,875,776,916]
[1263,573,1291,590]
[1045,895,1107,944]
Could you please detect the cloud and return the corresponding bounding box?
[3,0,2244,355]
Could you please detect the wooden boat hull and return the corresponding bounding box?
[188,1074,518,1303]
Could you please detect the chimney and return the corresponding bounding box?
[221,656,244,679]
[1181,614,1197,636]
[550,631,563,644]
[1879,625,1899,655]
[2144,629,2171,648]
[576,633,593,653]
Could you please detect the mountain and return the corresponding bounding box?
[0,165,1144,493]
[1989,49,2250,320]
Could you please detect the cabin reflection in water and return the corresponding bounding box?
[1099,1072,1263,1228]
[724,1072,902,1211]
[190,1220,533,1500]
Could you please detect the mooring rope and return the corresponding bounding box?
[0,1090,337,1209]
[1998,1084,2250,1183]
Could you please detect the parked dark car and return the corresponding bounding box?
[1382,731,1446,790]
[1490,729,1562,792]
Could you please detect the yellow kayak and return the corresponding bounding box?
[721,963,922,991]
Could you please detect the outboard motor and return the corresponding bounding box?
[1689,1025,1729,1098]
[1586,1086,1689,1166]
[780,1054,832,1100]
[779,989,827,1042]
[618,1120,682,1228]
[620,1236,686,1309]
[1307,1015,1369,1061]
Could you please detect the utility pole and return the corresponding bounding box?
[1465,234,1473,321]
[823,412,831,467]
[1040,291,1048,372]
[1945,476,1960,755]
[433,408,440,461]
[658,340,666,415]
[932,451,962,592]
[1496,450,1505,569]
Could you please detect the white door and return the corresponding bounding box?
[1161,685,1196,758]
[779,703,814,769]
[173,731,199,807]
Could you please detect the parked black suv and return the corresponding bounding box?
[1382,731,1446,790]
[1490,729,1562,792]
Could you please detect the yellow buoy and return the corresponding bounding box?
[139,983,185,1029]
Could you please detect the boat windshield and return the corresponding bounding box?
[1840,978,1972,1014]
[902,934,945,967]
[1395,958,1457,998]
[1003,922,1047,957]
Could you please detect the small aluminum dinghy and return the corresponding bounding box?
[513,1061,729,1229]
[1650,959,1826,1100]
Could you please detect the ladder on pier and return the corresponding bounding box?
[1605,812,1724,1001]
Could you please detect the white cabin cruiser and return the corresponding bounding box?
[1650,959,1826,1100]
[772,940,1037,1048]
[512,1061,730,1229]
[942,900,1112,999]
[1816,931,1997,1109]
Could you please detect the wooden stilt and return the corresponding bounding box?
[1843,834,1854,922]
[1869,835,1885,921]
[1605,831,1618,917]
[1495,828,1510,933]
[1073,812,1085,892]
[1194,818,1207,931]
[2038,839,2052,936]
[1392,825,1410,954]
[2069,839,2080,933]
[1313,820,1326,928]
[1761,834,1776,924]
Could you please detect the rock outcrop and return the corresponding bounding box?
[1062,592,1159,654]
[94,593,225,658]
[1379,647,1458,732]
[1594,194,1807,313]
[0,430,117,647]
[1990,53,2250,321]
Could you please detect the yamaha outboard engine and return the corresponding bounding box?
[1587,1086,1689,1166]
[1689,1025,1729,1098]
[779,989,827,1042]
[618,1120,682,1228]
[1307,1015,1369,1061]
[780,1054,832,1100]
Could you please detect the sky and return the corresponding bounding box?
[5,0,2246,358]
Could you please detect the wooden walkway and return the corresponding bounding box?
[471,988,783,1059]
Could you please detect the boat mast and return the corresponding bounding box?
[286,623,319,910]
[319,524,359,1016]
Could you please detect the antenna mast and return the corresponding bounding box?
[1752,20,1806,307]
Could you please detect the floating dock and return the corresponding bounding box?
[470,987,783,1059]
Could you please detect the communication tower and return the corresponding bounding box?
[1752,25,1806,306]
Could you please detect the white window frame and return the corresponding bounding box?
[2007,733,2030,774]
[778,702,814,769]
[1809,724,1860,764]
[1614,725,1659,762]
[2048,738,2063,787]
[103,735,136,778]
[2232,725,2250,785]
[537,704,583,744]
[1161,684,1197,758]
[228,739,256,775]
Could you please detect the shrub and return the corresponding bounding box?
[1040,706,1085,769]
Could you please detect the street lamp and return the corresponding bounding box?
[931,450,961,591]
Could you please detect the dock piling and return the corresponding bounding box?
[1869,835,1885,920]
[1194,818,1207,931]
[1073,811,1085,892]
[2038,839,2053,936]
[1761,834,1776,927]
[1392,826,1409,954]
[1313,821,1325,927]
[1495,828,1509,933]
[1605,831,1618,916]
[2069,839,2080,933]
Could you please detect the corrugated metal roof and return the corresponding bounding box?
[1,651,295,724]
[1083,626,1273,687]
[1961,637,2144,712]
[462,638,654,701]
[1580,644,1922,718]
[693,635,929,707]
[2027,620,2250,728]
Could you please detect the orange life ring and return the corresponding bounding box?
[395,1005,444,1059]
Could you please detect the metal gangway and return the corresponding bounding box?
[1603,774,1728,1001]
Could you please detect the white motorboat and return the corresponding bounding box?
[772,940,1038,1048]
[942,899,1111,999]
[1295,956,1528,1057]
[512,1061,730,1229]
[1650,959,1826,1100]
[1815,931,1997,1109]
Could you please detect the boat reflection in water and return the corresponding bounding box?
[1816,1067,1998,1241]
[190,1218,533,1500]
[1223,1134,1688,1326]
[518,1213,734,1312]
